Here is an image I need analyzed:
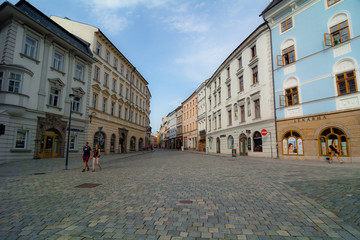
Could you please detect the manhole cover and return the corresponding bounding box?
[34,173,46,175]
[75,183,101,188]
[179,200,193,204]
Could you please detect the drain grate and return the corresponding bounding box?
[34,172,46,175]
[179,200,193,204]
[75,183,101,188]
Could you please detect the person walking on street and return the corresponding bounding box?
[92,144,101,172]
[82,142,91,172]
[328,140,344,164]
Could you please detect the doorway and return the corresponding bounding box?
[216,137,220,153]
[239,133,248,156]
[39,130,60,158]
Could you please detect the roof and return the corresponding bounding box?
[10,0,94,58]
[260,0,283,16]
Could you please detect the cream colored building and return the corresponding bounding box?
[182,91,198,150]
[52,16,150,154]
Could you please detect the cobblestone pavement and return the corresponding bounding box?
[1,150,360,240]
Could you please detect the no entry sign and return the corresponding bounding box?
[261,129,268,136]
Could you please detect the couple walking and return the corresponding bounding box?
[82,142,102,172]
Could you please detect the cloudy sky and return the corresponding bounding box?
[6,0,269,133]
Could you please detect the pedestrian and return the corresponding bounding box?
[328,140,344,164]
[82,142,91,172]
[92,144,101,172]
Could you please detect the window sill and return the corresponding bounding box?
[72,111,83,116]
[93,79,101,83]
[248,56,259,68]
[10,148,31,153]
[20,53,40,64]
[50,67,66,76]
[74,77,85,85]
[47,104,62,111]
[103,85,109,89]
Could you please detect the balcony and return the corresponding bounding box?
[0,91,30,116]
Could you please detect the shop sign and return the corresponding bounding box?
[294,115,326,123]
[67,128,85,132]
[220,134,226,138]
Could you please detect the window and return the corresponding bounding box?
[248,137,252,152]
[280,87,299,106]
[94,66,100,81]
[254,99,261,119]
[72,96,81,112]
[112,79,116,91]
[118,105,122,118]
[8,72,21,93]
[96,42,101,55]
[70,135,77,150]
[251,45,257,58]
[228,135,234,149]
[49,88,60,107]
[0,72,3,91]
[208,118,211,130]
[104,73,109,87]
[228,110,232,126]
[102,98,107,112]
[75,64,84,81]
[24,35,38,59]
[227,84,231,98]
[325,20,350,46]
[278,45,295,66]
[125,108,128,120]
[240,105,245,122]
[111,102,115,115]
[238,57,243,69]
[282,131,303,155]
[218,92,221,104]
[126,88,129,99]
[92,93,98,109]
[327,0,341,7]
[319,127,348,156]
[336,70,357,95]
[247,98,251,116]
[135,113,138,124]
[281,18,293,32]
[15,129,28,149]
[105,50,110,62]
[214,116,217,130]
[253,131,262,152]
[53,51,64,71]
[119,83,123,96]
[120,64,124,74]
[239,76,244,92]
[214,95,217,107]
[252,66,258,84]
[113,57,118,69]
[126,69,129,79]
[218,77,221,86]
[227,67,230,79]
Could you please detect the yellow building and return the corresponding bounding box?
[51,16,150,154]
[182,91,198,150]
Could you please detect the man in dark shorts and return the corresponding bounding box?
[82,142,91,172]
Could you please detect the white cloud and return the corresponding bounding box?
[164,14,210,33]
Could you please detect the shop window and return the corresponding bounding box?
[281,17,293,32]
[282,131,303,155]
[15,129,28,149]
[70,135,77,150]
[248,137,252,152]
[280,87,299,106]
[324,20,350,46]
[228,135,234,149]
[253,131,262,152]
[277,45,295,66]
[319,127,348,156]
[336,70,357,95]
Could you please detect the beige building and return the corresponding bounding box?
[182,91,198,150]
[52,16,150,154]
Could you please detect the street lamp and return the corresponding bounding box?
[65,94,75,170]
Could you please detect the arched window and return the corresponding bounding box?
[110,134,115,152]
[282,131,303,155]
[228,135,234,149]
[94,131,105,151]
[139,138,144,150]
[130,136,136,151]
[253,131,262,152]
[319,127,348,156]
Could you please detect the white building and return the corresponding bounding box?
[197,81,207,152]
[206,23,277,158]
[0,1,95,162]
[166,110,177,149]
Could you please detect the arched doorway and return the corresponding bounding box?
[39,129,61,158]
[130,136,136,151]
[216,137,221,153]
[139,138,144,151]
[319,127,349,156]
[110,134,116,152]
[119,133,126,153]
[239,133,248,156]
[94,131,105,151]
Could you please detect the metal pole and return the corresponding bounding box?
[270,132,273,159]
[65,94,74,170]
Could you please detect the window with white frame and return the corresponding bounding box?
[72,96,81,112]
[53,51,64,71]
[15,129,28,149]
[8,72,22,93]
[70,135,77,150]
[24,35,38,59]
[49,88,61,107]
[92,93,98,109]
[75,64,84,81]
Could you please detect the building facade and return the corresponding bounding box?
[175,106,183,149]
[262,0,360,162]
[197,82,207,152]
[52,16,150,154]
[206,23,277,157]
[182,91,198,150]
[0,0,95,162]
[166,110,177,149]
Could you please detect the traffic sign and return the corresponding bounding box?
[261,129,267,136]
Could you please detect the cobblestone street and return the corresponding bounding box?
[1,150,359,240]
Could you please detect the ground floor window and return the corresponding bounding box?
[228,135,234,149]
[70,135,77,150]
[253,131,262,152]
[15,129,28,149]
[282,131,303,155]
[319,127,348,156]
[130,136,136,151]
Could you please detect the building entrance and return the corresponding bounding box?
[39,131,60,158]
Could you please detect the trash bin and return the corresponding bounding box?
[232,148,236,157]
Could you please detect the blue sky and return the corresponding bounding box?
[6,0,269,133]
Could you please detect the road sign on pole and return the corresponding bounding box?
[261,129,267,136]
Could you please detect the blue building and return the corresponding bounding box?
[262,0,360,162]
